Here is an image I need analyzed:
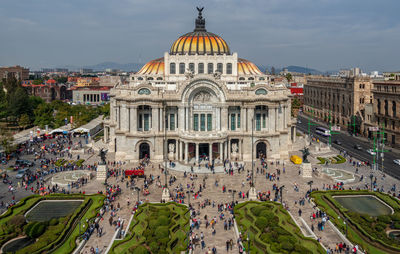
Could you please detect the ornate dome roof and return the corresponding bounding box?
[170,8,230,56]
[238,58,263,75]
[137,57,164,75]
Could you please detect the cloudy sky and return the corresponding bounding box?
[0,0,399,72]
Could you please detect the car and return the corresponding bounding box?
[297,120,302,124]
[354,144,362,150]
[15,160,34,167]
[334,140,342,145]
[394,159,400,166]
[15,169,29,179]
[366,149,376,155]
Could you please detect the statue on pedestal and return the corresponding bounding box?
[168,143,175,160]
[301,147,310,163]
[231,143,239,160]
[99,149,107,165]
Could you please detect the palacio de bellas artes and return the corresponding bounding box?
[104,8,297,164]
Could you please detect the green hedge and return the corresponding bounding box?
[235,201,324,253]
[311,190,400,254]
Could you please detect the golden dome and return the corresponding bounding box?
[137,58,164,75]
[170,31,230,56]
[238,58,263,75]
[170,7,230,55]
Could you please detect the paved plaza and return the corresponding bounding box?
[1,134,399,254]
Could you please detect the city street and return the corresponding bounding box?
[297,114,400,179]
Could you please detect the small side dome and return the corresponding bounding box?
[237,58,263,75]
[137,58,164,75]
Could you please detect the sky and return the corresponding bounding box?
[0,0,399,72]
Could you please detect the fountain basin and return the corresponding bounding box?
[333,195,393,216]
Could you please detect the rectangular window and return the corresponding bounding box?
[179,63,185,74]
[193,114,199,131]
[170,114,175,131]
[237,114,240,128]
[144,114,149,131]
[189,63,195,73]
[200,114,206,131]
[139,114,143,129]
[227,63,232,74]
[231,114,236,131]
[198,63,204,74]
[262,114,266,128]
[207,114,212,131]
[170,63,176,74]
[217,63,223,73]
[256,114,261,131]
[208,63,213,74]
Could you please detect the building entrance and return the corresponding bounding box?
[199,143,209,160]
[139,143,150,159]
[256,142,266,159]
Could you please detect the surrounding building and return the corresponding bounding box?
[70,85,111,105]
[104,9,296,163]
[0,65,29,81]
[303,76,372,133]
[372,79,400,147]
[22,79,70,102]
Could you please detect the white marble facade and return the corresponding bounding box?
[103,10,297,163]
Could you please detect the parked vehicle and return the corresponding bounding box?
[354,144,362,150]
[334,140,342,145]
[394,159,400,166]
[15,160,34,167]
[366,149,376,155]
[315,127,330,137]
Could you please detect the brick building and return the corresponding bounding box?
[304,76,372,133]
[0,65,29,81]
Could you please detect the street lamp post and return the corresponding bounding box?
[369,174,374,190]
[186,190,191,205]
[164,101,168,188]
[229,189,236,204]
[247,233,250,253]
[307,180,313,192]
[135,187,141,203]
[251,117,254,187]
[279,185,285,204]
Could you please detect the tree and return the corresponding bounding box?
[34,103,54,128]
[100,103,110,118]
[0,83,7,119]
[285,73,293,82]
[18,114,31,130]
[7,86,31,118]
[55,76,68,83]
[0,129,15,155]
[271,66,276,75]
[28,96,45,113]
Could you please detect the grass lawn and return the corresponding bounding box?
[0,194,104,254]
[109,202,190,254]
[311,190,400,254]
[234,201,325,254]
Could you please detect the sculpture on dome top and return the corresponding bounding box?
[195,7,206,31]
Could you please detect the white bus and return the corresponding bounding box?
[315,127,331,137]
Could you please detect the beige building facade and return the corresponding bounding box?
[303,76,372,133]
[372,80,400,147]
[103,10,296,163]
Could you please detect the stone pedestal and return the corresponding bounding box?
[162,187,170,202]
[248,187,257,201]
[97,164,108,182]
[301,163,312,178]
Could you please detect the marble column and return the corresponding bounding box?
[130,106,137,133]
[219,142,223,161]
[224,141,227,160]
[209,143,213,162]
[152,106,158,132]
[228,139,231,160]
[221,106,228,131]
[178,107,184,131]
[185,107,189,131]
[241,107,247,131]
[179,141,183,161]
[184,142,189,163]
[195,143,199,163]
[269,107,275,133]
[248,107,254,131]
[239,139,242,160]
[159,107,163,131]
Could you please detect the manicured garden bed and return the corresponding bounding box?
[109,202,190,254]
[0,194,104,254]
[234,201,324,253]
[317,155,346,164]
[311,190,400,254]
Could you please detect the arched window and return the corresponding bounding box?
[393,101,397,117]
[179,63,185,74]
[157,77,163,80]
[239,77,245,81]
[248,77,254,80]
[147,77,153,80]
[189,63,195,73]
[138,77,143,80]
[217,63,223,73]
[226,63,232,74]
[170,63,176,74]
[207,63,213,74]
[198,63,204,74]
